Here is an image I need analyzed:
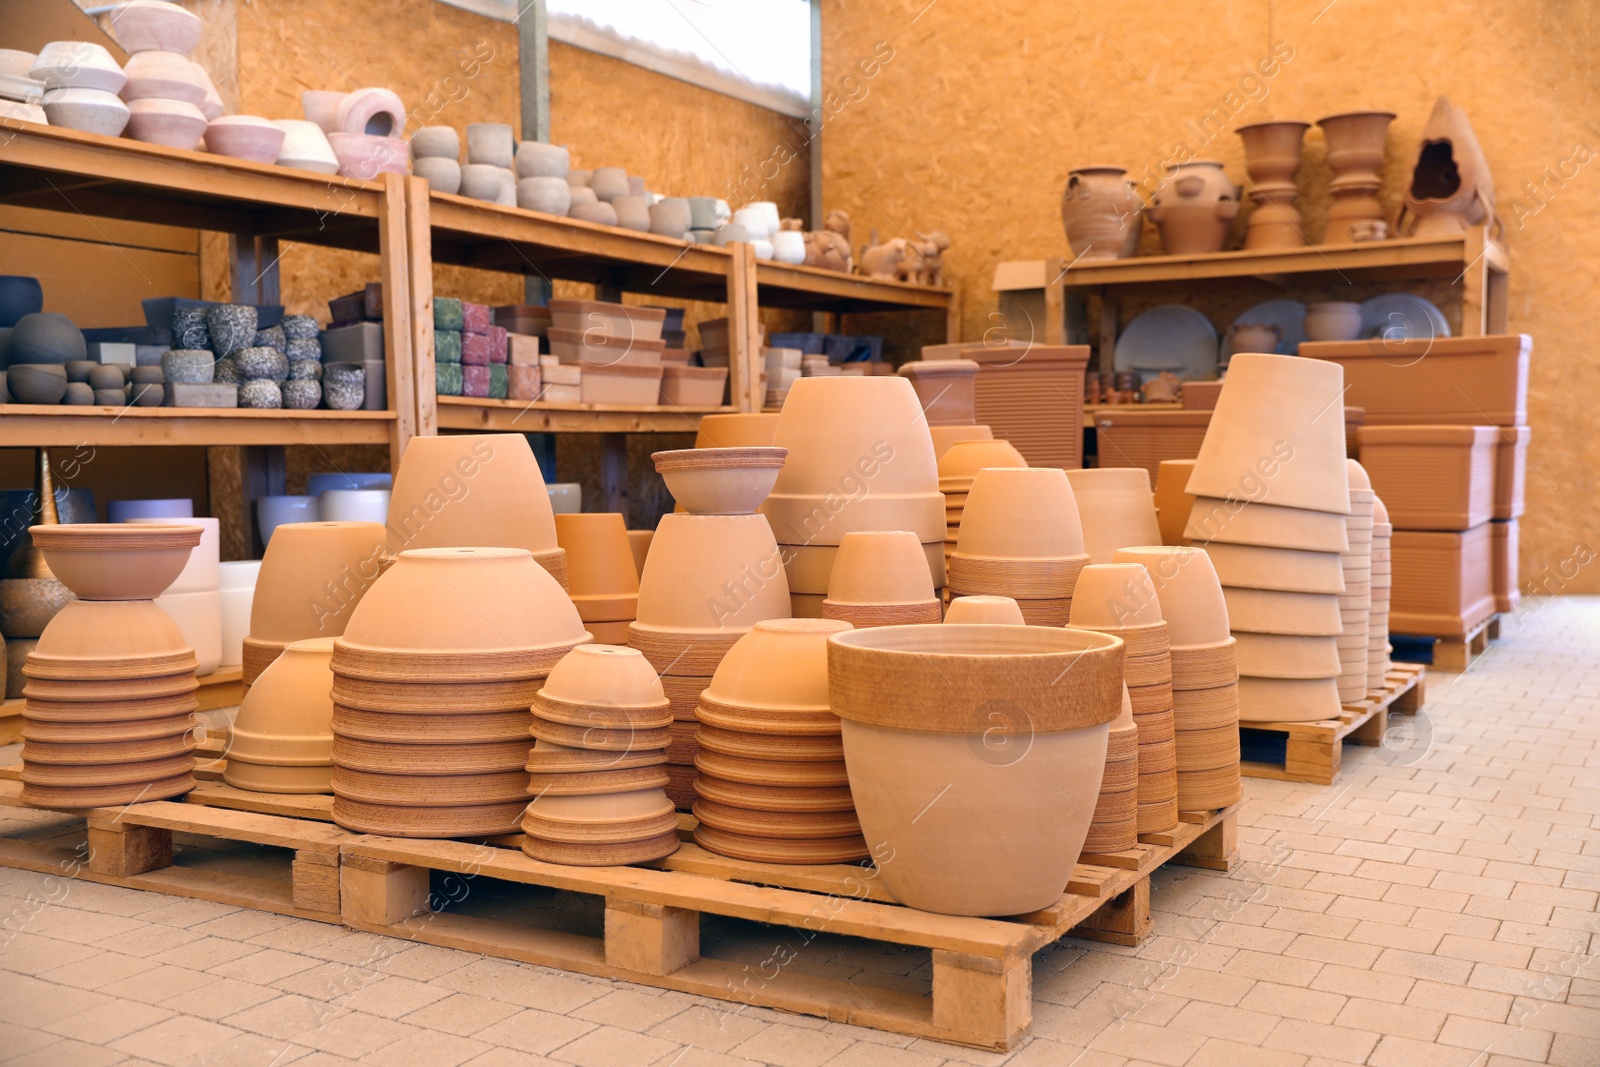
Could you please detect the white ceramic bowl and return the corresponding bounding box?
[40,87,129,136]
[257,495,320,545]
[31,42,125,93]
[272,118,339,174]
[205,115,285,163]
[124,97,206,149]
[319,488,390,524]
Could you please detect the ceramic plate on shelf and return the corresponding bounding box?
[1218,299,1306,363]
[1360,293,1450,341]
[1113,305,1219,383]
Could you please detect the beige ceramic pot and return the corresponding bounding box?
[1149,161,1239,255]
[554,513,638,624]
[30,523,200,601]
[1111,547,1229,648]
[248,521,386,645]
[1065,469,1161,565]
[780,540,945,596]
[929,425,993,460]
[701,618,849,713]
[1199,541,1346,595]
[1066,562,1165,630]
[938,439,1028,490]
[828,624,1123,916]
[225,637,336,793]
[954,468,1085,559]
[385,434,562,566]
[32,599,190,663]
[1303,302,1363,342]
[1318,111,1396,238]
[539,644,665,710]
[694,413,781,448]
[653,447,788,516]
[1234,632,1340,680]
[822,531,937,610]
[1153,460,1197,547]
[943,595,1023,625]
[1185,497,1350,554]
[626,529,653,579]
[1061,166,1144,259]
[632,513,790,637]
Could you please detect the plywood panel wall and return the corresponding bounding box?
[820,0,1600,592]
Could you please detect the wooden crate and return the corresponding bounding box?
[1239,663,1426,785]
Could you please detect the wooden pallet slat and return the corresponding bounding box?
[1396,614,1496,673]
[1240,662,1426,785]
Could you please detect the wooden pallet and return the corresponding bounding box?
[1239,662,1426,785]
[1394,614,1497,672]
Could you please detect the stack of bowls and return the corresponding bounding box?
[106,1,210,150]
[523,646,679,865]
[1368,497,1393,694]
[1153,460,1198,546]
[1082,688,1140,855]
[1066,469,1163,565]
[20,524,202,808]
[243,520,385,691]
[224,638,335,793]
[129,516,220,676]
[943,595,1025,625]
[330,547,590,837]
[217,560,260,669]
[1339,461,1376,703]
[1068,562,1180,834]
[31,41,129,137]
[555,513,639,645]
[1113,547,1241,812]
[938,438,1026,565]
[384,433,567,588]
[822,531,941,626]
[948,467,1090,625]
[761,378,945,616]
[692,619,866,863]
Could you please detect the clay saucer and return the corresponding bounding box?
[522,809,680,846]
[522,830,680,865]
[694,725,845,763]
[1012,598,1074,627]
[22,713,195,745]
[242,636,288,687]
[21,772,195,810]
[23,651,199,682]
[1236,633,1341,679]
[22,732,196,766]
[1185,497,1349,553]
[332,736,531,775]
[530,715,671,751]
[1237,676,1344,723]
[21,751,195,787]
[943,595,1024,625]
[1139,736,1178,772]
[29,523,201,601]
[23,679,199,712]
[692,771,856,813]
[665,723,699,762]
[821,601,941,627]
[652,447,789,516]
[333,706,530,743]
[693,750,851,788]
[693,823,868,864]
[331,767,529,806]
[1175,768,1241,810]
[1067,621,1169,661]
[695,700,841,736]
[692,800,861,840]
[1222,588,1342,636]
[332,797,527,837]
[532,692,672,731]
[331,675,542,713]
[526,764,671,796]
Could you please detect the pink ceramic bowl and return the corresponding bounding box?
[125,97,206,149]
[204,116,284,164]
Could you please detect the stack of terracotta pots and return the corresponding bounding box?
[822,531,941,626]
[633,450,792,808]
[1338,461,1376,703]
[1113,547,1241,812]
[330,547,591,837]
[944,595,1025,625]
[224,638,336,794]
[1369,496,1393,693]
[692,619,866,863]
[555,513,639,645]
[1068,562,1180,834]
[1153,459,1197,547]
[523,646,679,865]
[1066,468,1162,565]
[243,520,385,692]
[938,438,1026,565]
[383,433,568,588]
[1082,687,1139,854]
[1182,354,1351,725]
[762,377,946,616]
[948,467,1089,625]
[827,623,1124,916]
[20,524,203,809]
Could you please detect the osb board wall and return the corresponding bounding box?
[821,0,1600,593]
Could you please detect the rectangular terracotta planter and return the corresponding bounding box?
[1493,425,1530,520]
[1358,425,1496,530]
[943,343,1090,469]
[1093,409,1212,484]
[1491,518,1520,613]
[1389,523,1496,637]
[581,363,664,406]
[1297,333,1530,426]
[658,365,727,407]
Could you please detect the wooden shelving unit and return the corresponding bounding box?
[755,259,959,331]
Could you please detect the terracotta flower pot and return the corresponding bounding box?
[248,520,386,646]
[693,413,781,449]
[1153,460,1197,547]
[1066,562,1166,630]
[1185,496,1350,554]
[954,468,1085,559]
[929,425,994,460]
[1234,632,1340,680]
[225,637,336,793]
[32,599,191,664]
[652,447,788,516]
[1222,587,1342,636]
[828,624,1124,916]
[29,523,200,601]
[538,644,665,711]
[1199,541,1346,595]
[1303,301,1363,342]
[780,541,946,597]
[943,595,1023,625]
[627,529,653,579]
[822,531,938,619]
[1237,675,1343,723]
[1061,165,1144,260]
[1110,547,1229,648]
[126,516,219,595]
[937,438,1027,490]
[554,513,638,624]
[701,618,849,713]
[1065,469,1161,565]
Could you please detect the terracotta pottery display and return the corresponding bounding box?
[1236,121,1310,250]
[693,412,781,449]
[1065,469,1161,565]
[928,424,994,460]
[653,447,788,516]
[1401,97,1495,238]
[1150,161,1239,255]
[1317,111,1396,240]
[1222,586,1344,636]
[225,638,336,793]
[554,513,638,640]
[1082,690,1139,854]
[944,595,1025,625]
[821,531,941,626]
[828,624,1123,916]
[1200,540,1346,594]
[1060,166,1144,260]
[245,520,385,686]
[1153,460,1197,547]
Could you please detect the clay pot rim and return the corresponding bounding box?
[1317,110,1398,125]
[1236,119,1312,134]
[652,447,788,472]
[30,523,202,549]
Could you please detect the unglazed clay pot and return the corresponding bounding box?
[693,413,781,449]
[1238,675,1343,723]
[1065,468,1161,565]
[273,119,340,175]
[1184,353,1350,515]
[944,595,1024,625]
[553,513,638,626]
[30,523,199,601]
[928,425,994,460]
[1236,120,1310,250]
[1060,166,1144,259]
[1318,110,1396,239]
[652,447,788,516]
[828,624,1123,916]
[225,637,336,793]
[627,529,652,579]
[1235,632,1340,681]
[32,599,190,664]
[1302,301,1362,342]
[822,531,939,622]
[248,521,385,644]
[1200,541,1346,595]
[1401,97,1495,238]
[1153,460,1197,546]
[1184,497,1350,553]
[1222,586,1342,636]
[1111,546,1230,648]
[937,438,1027,490]
[119,50,207,106]
[124,98,206,149]
[702,618,849,712]
[205,116,285,164]
[954,468,1085,560]
[540,644,666,709]
[1067,562,1166,630]
[1150,161,1239,255]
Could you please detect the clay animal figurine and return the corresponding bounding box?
[803,210,854,273]
[858,232,906,280]
[1141,371,1182,403]
[900,231,950,286]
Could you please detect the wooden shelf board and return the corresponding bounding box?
[755,261,953,313]
[436,396,733,433]
[0,405,396,447]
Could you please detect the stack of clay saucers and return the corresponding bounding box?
[20,523,202,809]
[1368,496,1393,694]
[1066,468,1162,565]
[943,595,1026,625]
[1082,687,1139,855]
[1339,460,1376,703]
[330,547,591,837]
[1113,546,1240,812]
[937,438,1026,565]
[1182,354,1351,725]
[822,531,941,626]
[522,645,679,865]
[947,467,1090,625]
[1067,562,1179,834]
[692,619,866,864]
[554,513,639,645]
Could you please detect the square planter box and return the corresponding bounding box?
[1298,333,1530,426]
[494,304,552,338]
[1358,425,1496,531]
[1093,409,1213,485]
[1493,425,1530,520]
[582,363,663,406]
[1389,523,1497,638]
[548,299,666,342]
[547,326,664,367]
[1180,380,1223,410]
[927,342,1091,470]
[659,365,728,407]
[899,359,979,426]
[1491,519,1519,613]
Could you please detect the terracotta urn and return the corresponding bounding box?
[1317,111,1396,240]
[943,595,1024,625]
[554,513,639,631]
[652,447,788,516]
[1149,161,1239,255]
[29,523,199,601]
[1111,546,1230,648]
[1302,301,1362,342]
[1401,97,1495,238]
[225,637,336,793]
[828,624,1124,916]
[693,412,781,448]
[1060,166,1144,260]
[1236,121,1310,250]
[1065,469,1161,565]
[1153,460,1197,547]
[928,425,994,460]
[822,531,940,625]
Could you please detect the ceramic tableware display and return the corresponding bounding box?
[947,467,1089,626]
[691,619,865,863]
[1317,110,1395,241]
[1338,460,1376,703]
[827,624,1124,916]
[1153,459,1197,547]
[1399,97,1494,238]
[1236,121,1310,250]
[330,547,590,837]
[943,595,1026,625]
[1218,299,1306,362]
[821,531,941,626]
[938,437,1027,565]
[554,513,639,645]
[1149,161,1239,255]
[1060,165,1143,259]
[1368,496,1393,695]
[523,645,678,865]
[1066,468,1162,565]
[1113,305,1220,383]
[1067,562,1180,833]
[20,523,203,809]
[224,637,336,793]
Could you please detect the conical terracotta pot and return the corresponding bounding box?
[1185,497,1350,554]
[1222,587,1342,636]
[1110,547,1229,648]
[938,439,1027,490]
[632,513,790,640]
[1061,165,1144,260]
[929,425,993,460]
[554,513,638,624]
[29,523,200,601]
[539,644,665,710]
[701,618,849,713]
[954,468,1085,559]
[1153,460,1197,546]
[1235,632,1340,680]
[1199,541,1346,595]
[1065,469,1161,565]
[780,540,945,596]
[1185,354,1350,515]
[653,447,788,516]
[225,637,335,793]
[944,595,1023,625]
[1238,675,1343,723]
[1149,161,1239,255]
[823,531,937,611]
[1066,563,1165,630]
[694,413,781,449]
[1401,97,1493,239]
[828,624,1123,916]
[248,520,386,646]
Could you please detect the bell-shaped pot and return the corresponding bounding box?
[1067,562,1165,630]
[1065,469,1161,565]
[943,595,1024,625]
[701,618,848,713]
[225,637,336,793]
[248,520,386,645]
[1111,546,1230,648]
[631,513,791,655]
[954,468,1086,560]
[33,599,191,665]
[1222,587,1342,636]
[539,644,665,709]
[822,531,939,623]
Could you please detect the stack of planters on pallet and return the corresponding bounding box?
[937,438,1027,567]
[549,299,666,405]
[433,298,509,399]
[947,467,1089,625]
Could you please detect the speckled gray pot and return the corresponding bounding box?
[411,125,460,160]
[171,307,208,349]
[253,325,286,353]
[517,177,571,216]
[235,347,289,381]
[282,379,322,409]
[515,141,569,179]
[322,364,365,410]
[281,315,319,341]
[88,364,124,390]
[204,305,258,357]
[288,359,323,381]
[589,166,629,202]
[162,349,215,384]
[238,379,281,408]
[466,123,514,167]
[213,357,239,384]
[286,338,322,363]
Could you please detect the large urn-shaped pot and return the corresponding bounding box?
[1149,161,1239,255]
[1317,110,1395,241]
[1236,121,1309,250]
[1400,96,1495,239]
[1060,166,1143,260]
[828,624,1124,916]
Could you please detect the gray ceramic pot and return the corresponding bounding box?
[518,177,571,216]
[515,141,569,179]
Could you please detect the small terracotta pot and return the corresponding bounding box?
[823,531,937,609]
[954,468,1085,559]
[225,637,335,794]
[937,438,1027,489]
[1065,469,1161,565]
[1111,547,1230,648]
[1153,460,1197,547]
[1303,301,1362,342]
[538,644,665,710]
[248,520,386,646]
[32,599,190,662]
[30,523,200,601]
[554,513,638,623]
[694,413,781,449]
[652,447,788,516]
[632,513,790,637]
[1067,562,1166,630]
[701,618,850,713]
[385,433,561,562]
[943,595,1022,625]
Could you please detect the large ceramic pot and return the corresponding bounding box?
[554,513,638,629]
[1401,96,1495,238]
[1065,469,1161,565]
[1184,497,1350,554]
[248,521,385,645]
[1149,161,1239,255]
[225,637,336,793]
[1060,166,1144,260]
[828,624,1124,916]
[29,523,199,600]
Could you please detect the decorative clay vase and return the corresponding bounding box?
[1060,166,1144,259]
[1317,111,1396,241]
[1236,121,1310,250]
[1149,161,1239,255]
[1400,96,1495,238]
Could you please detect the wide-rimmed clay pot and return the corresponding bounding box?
[1238,675,1343,723]
[1061,165,1144,259]
[225,638,336,793]
[653,447,788,516]
[248,521,386,646]
[954,468,1085,559]
[822,531,938,622]
[701,618,849,713]
[828,624,1123,916]
[1185,353,1349,515]
[761,377,943,545]
[554,513,638,625]
[938,439,1027,489]
[693,413,781,449]
[1153,460,1197,546]
[1150,161,1239,255]
[1185,496,1350,554]
[30,523,199,601]
[1066,469,1161,565]
[1200,541,1346,595]
[539,644,666,710]
[1111,547,1229,648]
[944,595,1024,625]
[1222,587,1342,636]
[1066,562,1166,630]
[1235,632,1340,681]
[929,425,994,460]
